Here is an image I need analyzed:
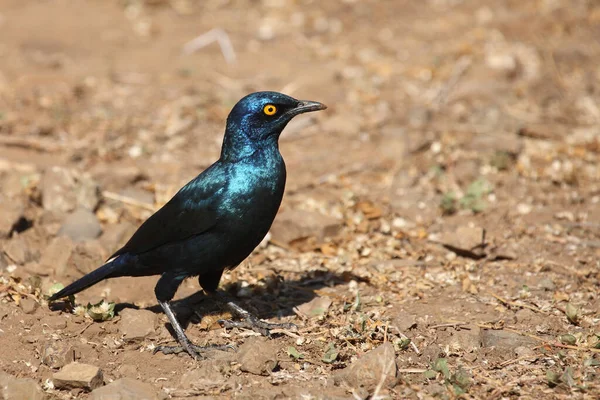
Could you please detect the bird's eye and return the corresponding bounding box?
[263,104,277,116]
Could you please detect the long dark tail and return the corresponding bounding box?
[48,255,131,301]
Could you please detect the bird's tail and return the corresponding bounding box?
[48,255,131,301]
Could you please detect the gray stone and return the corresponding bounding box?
[0,372,44,400]
[391,310,417,332]
[295,296,332,318]
[333,342,398,391]
[20,298,39,314]
[42,342,76,369]
[53,362,103,391]
[237,337,278,376]
[480,329,537,350]
[514,346,536,357]
[36,235,75,277]
[449,326,481,352]
[90,378,158,400]
[58,208,102,241]
[118,309,157,341]
[2,234,30,264]
[537,277,555,291]
[438,225,486,259]
[41,166,100,213]
[68,241,106,276]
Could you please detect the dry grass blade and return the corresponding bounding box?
[488,292,546,314]
[182,28,236,64]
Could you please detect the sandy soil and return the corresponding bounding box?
[0,0,599,399]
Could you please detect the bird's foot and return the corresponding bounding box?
[154,340,235,360]
[215,297,297,336]
[219,314,297,337]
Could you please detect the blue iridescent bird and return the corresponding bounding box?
[49,91,327,359]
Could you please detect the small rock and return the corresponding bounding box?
[0,195,24,238]
[118,309,157,341]
[480,329,536,350]
[333,342,398,391]
[53,362,103,391]
[294,296,332,318]
[486,51,517,76]
[0,372,44,400]
[537,277,555,291]
[438,225,486,259]
[535,323,550,334]
[489,242,518,260]
[41,166,100,213]
[20,298,39,314]
[36,235,75,277]
[21,334,44,344]
[36,209,65,237]
[449,326,481,353]
[391,310,417,332]
[237,337,278,376]
[516,203,532,215]
[3,234,30,264]
[42,342,76,368]
[68,241,106,275]
[485,42,540,81]
[90,378,158,400]
[58,208,102,241]
[514,346,536,357]
[270,209,342,245]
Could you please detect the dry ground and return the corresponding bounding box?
[1,0,599,399]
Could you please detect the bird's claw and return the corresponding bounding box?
[154,342,235,360]
[218,316,297,337]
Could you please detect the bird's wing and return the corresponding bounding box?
[109,164,226,259]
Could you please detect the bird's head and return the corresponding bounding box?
[221,91,326,160]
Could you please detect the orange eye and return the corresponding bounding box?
[263,104,277,116]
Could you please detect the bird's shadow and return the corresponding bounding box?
[139,269,367,331]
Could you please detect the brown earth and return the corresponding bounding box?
[1,0,599,399]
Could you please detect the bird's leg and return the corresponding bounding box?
[154,300,233,359]
[214,292,297,336]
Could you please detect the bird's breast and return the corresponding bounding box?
[219,150,286,223]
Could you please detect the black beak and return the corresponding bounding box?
[288,100,327,117]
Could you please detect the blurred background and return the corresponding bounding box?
[0,0,599,398]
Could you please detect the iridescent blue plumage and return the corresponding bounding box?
[49,91,326,359]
